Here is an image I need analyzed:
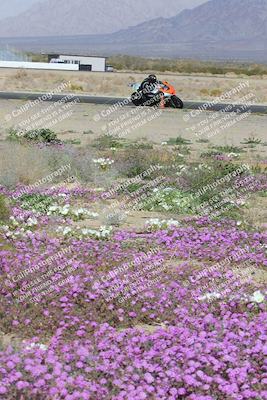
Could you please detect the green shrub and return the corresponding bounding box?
[92,134,125,150]
[8,128,60,144]
[24,129,59,143]
[200,150,222,158]
[7,128,20,142]
[19,194,55,214]
[83,130,94,135]
[212,145,245,153]
[241,136,262,145]
[142,188,193,213]
[123,183,143,193]
[175,146,191,156]
[0,195,10,223]
[64,139,81,145]
[126,141,154,150]
[167,136,192,145]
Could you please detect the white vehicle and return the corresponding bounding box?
[106,65,114,72]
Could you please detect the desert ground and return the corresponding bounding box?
[0,68,267,103]
[0,100,267,148]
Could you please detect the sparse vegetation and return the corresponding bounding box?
[200,88,224,97]
[69,83,84,91]
[0,141,53,187]
[108,55,267,76]
[13,69,29,80]
[209,88,223,97]
[64,139,81,145]
[212,145,245,154]
[91,134,125,150]
[201,150,222,158]
[83,129,94,135]
[0,141,97,187]
[8,128,60,144]
[125,140,154,150]
[166,135,192,145]
[241,136,262,145]
[0,195,10,223]
[196,138,210,143]
[26,52,48,63]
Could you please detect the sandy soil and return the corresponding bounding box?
[0,99,266,156]
[0,68,267,103]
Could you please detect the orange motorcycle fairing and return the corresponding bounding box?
[160,81,176,95]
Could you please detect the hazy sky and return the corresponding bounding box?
[0,0,207,19]
[0,0,38,18]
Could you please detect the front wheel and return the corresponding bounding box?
[169,95,183,109]
[131,92,145,106]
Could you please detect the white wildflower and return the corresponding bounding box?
[250,291,265,304]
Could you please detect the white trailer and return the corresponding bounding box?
[0,60,79,71]
[52,54,107,72]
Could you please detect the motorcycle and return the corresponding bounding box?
[130,81,183,109]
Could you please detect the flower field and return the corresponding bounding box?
[0,132,266,400]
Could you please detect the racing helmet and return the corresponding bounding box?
[148,74,157,82]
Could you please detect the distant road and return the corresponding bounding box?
[0,91,266,114]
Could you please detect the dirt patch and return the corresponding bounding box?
[1,99,267,153]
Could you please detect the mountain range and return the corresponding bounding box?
[110,0,267,43]
[0,0,205,37]
[0,0,266,62]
